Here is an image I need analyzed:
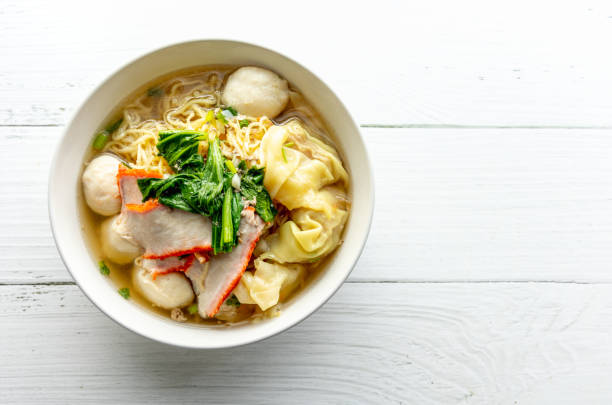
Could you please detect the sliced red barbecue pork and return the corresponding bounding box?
[142,255,196,280]
[186,207,264,317]
[117,166,162,204]
[117,166,213,259]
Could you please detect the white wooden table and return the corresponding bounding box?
[3,0,612,403]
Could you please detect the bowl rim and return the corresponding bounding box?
[48,39,375,349]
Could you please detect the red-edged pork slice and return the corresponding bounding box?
[186,207,264,317]
[124,201,212,259]
[116,166,213,259]
[117,166,163,205]
[142,255,196,280]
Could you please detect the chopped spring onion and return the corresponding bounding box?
[225,106,238,116]
[187,303,198,315]
[239,119,250,128]
[216,111,228,124]
[147,87,162,97]
[98,260,110,276]
[281,142,294,163]
[225,160,237,174]
[118,287,130,299]
[221,110,234,121]
[225,294,241,307]
[92,117,123,150]
[92,132,109,151]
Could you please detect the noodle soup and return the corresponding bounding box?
[80,65,350,324]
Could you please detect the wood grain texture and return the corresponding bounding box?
[4,126,612,283]
[4,1,612,403]
[2,283,612,404]
[2,0,612,126]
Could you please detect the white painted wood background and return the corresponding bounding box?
[2,0,612,403]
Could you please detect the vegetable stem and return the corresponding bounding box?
[105,118,123,133]
[221,189,234,245]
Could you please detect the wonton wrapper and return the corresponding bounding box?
[259,121,349,263]
[233,259,305,310]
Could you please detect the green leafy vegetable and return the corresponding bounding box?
[239,119,250,128]
[99,260,110,276]
[225,294,241,307]
[240,166,277,222]
[254,189,276,222]
[187,303,198,315]
[156,130,207,172]
[136,131,277,254]
[147,87,163,97]
[238,167,262,200]
[118,287,130,299]
[138,174,199,212]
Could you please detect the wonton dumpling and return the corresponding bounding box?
[261,121,347,211]
[100,215,142,264]
[82,154,121,216]
[133,264,194,309]
[233,259,305,310]
[222,67,289,118]
[263,204,348,263]
[259,121,349,263]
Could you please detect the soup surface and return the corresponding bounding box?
[80,65,350,324]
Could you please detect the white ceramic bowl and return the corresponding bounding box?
[49,40,374,349]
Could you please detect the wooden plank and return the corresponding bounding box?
[2,282,612,404]
[3,126,612,283]
[2,0,612,126]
